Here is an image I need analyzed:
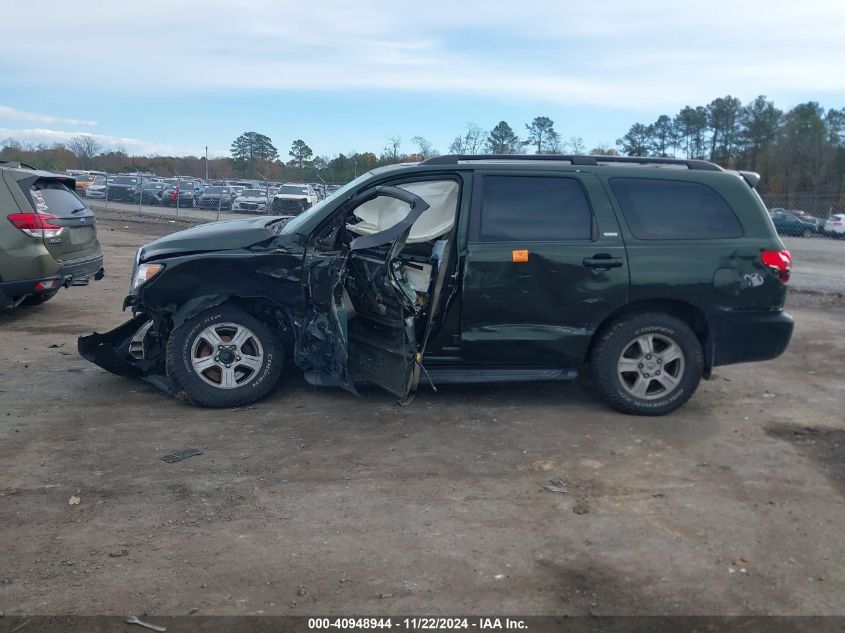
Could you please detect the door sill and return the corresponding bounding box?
[424,366,577,385]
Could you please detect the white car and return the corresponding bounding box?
[823,214,845,238]
[271,183,319,215]
[85,178,108,199]
[231,189,270,214]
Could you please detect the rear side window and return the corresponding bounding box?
[25,181,85,214]
[479,175,593,241]
[609,178,743,240]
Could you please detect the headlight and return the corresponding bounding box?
[131,263,165,292]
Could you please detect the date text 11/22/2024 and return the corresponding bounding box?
[307,617,528,630]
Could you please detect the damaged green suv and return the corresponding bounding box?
[79,155,793,415]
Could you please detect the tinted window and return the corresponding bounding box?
[479,176,592,242]
[28,181,85,214]
[609,178,743,240]
[279,185,309,195]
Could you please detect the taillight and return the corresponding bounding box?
[7,213,64,238]
[761,249,791,283]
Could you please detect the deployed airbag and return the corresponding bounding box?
[347,180,458,244]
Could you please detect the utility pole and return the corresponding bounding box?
[205,146,209,181]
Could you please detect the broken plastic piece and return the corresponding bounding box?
[160,448,203,463]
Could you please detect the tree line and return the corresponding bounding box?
[615,96,845,196]
[1,97,843,195]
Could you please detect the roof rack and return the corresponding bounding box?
[0,159,39,171]
[419,154,723,172]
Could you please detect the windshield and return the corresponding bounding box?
[282,172,372,235]
[113,176,138,185]
[241,189,264,197]
[279,185,308,195]
[205,186,222,194]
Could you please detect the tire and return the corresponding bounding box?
[20,291,58,307]
[166,304,284,407]
[802,229,813,238]
[589,312,703,416]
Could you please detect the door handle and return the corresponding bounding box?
[582,255,623,269]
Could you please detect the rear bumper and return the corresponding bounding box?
[0,254,104,307]
[708,309,794,367]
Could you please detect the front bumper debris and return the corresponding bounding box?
[78,313,176,394]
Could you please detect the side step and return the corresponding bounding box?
[424,366,578,385]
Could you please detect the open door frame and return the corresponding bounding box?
[299,185,431,398]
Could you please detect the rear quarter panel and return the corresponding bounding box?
[597,170,788,317]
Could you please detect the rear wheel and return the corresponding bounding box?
[590,312,703,415]
[166,305,284,407]
[802,228,813,238]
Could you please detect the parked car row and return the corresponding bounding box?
[768,208,844,239]
[70,171,332,217]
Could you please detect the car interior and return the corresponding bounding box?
[311,178,461,389]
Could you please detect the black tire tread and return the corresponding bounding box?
[590,311,703,416]
[165,304,283,408]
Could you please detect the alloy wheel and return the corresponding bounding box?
[617,333,685,400]
[190,322,264,389]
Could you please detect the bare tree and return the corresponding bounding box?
[449,123,486,154]
[67,135,102,168]
[566,136,586,154]
[383,136,402,162]
[411,136,437,159]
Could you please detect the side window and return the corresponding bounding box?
[478,176,593,242]
[609,178,743,240]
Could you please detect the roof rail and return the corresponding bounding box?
[419,154,723,172]
[0,159,39,170]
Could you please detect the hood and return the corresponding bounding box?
[139,216,285,261]
[275,193,309,199]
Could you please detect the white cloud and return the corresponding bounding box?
[0,128,226,157]
[0,0,843,113]
[0,105,96,127]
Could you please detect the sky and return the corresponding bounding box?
[1,0,844,160]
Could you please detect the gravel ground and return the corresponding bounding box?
[1,211,844,617]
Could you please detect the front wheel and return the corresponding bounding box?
[590,312,703,415]
[166,305,284,407]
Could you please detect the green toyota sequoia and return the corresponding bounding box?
[1,161,104,308]
[80,154,793,415]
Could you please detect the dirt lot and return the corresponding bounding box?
[1,211,844,616]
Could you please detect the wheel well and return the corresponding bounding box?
[172,295,295,350]
[226,296,294,345]
[589,299,712,376]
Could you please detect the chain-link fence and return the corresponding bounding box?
[758,193,844,220]
[756,193,844,239]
